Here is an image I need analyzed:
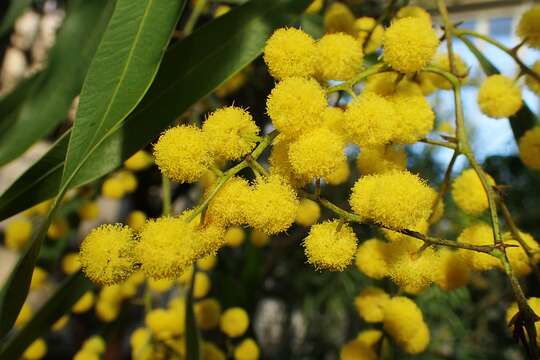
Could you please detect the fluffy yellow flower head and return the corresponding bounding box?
[72,291,95,313]
[505,231,540,277]
[349,170,433,229]
[195,298,221,330]
[343,92,396,147]
[451,168,494,215]
[355,238,389,280]
[354,287,390,323]
[15,303,32,328]
[124,150,153,171]
[244,175,299,234]
[79,224,136,285]
[4,218,32,251]
[30,267,47,290]
[194,272,212,299]
[326,158,350,186]
[250,229,270,247]
[434,248,470,291]
[457,223,500,271]
[525,60,540,96]
[396,6,432,23]
[519,127,540,170]
[355,17,384,54]
[153,125,212,183]
[506,297,540,344]
[295,198,321,227]
[357,145,407,175]
[23,338,47,360]
[324,2,355,35]
[268,138,310,188]
[80,336,106,354]
[316,33,363,81]
[224,226,246,247]
[340,339,377,360]
[322,106,345,137]
[62,252,81,274]
[517,5,540,49]
[206,177,252,226]
[203,342,226,360]
[78,201,99,221]
[383,17,439,73]
[306,0,323,14]
[145,308,182,340]
[288,127,346,179]
[101,177,125,199]
[303,220,357,271]
[234,338,260,360]
[383,296,430,354]
[127,210,146,232]
[389,92,434,144]
[263,28,317,80]
[364,72,423,97]
[477,75,522,118]
[220,307,249,338]
[266,77,326,139]
[136,217,202,279]
[202,106,259,160]
[356,329,384,348]
[428,52,468,89]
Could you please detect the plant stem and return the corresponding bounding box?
[429,150,459,223]
[162,175,171,217]
[326,63,388,95]
[419,138,457,150]
[184,0,208,36]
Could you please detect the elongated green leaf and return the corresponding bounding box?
[0,0,115,166]
[0,272,93,359]
[0,0,33,37]
[0,0,312,221]
[186,269,201,359]
[460,36,537,140]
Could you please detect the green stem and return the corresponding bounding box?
[429,150,459,224]
[184,0,208,36]
[162,175,171,217]
[419,138,457,150]
[326,63,388,95]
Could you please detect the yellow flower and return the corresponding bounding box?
[427,52,468,89]
[316,33,363,81]
[505,231,540,277]
[206,177,252,226]
[349,170,433,230]
[124,150,153,171]
[266,77,326,139]
[234,338,260,360]
[198,254,217,271]
[326,158,350,186]
[268,138,310,188]
[202,106,260,160]
[305,0,323,14]
[62,252,81,274]
[15,303,32,328]
[477,75,522,118]
[250,229,270,247]
[355,238,388,280]
[343,92,396,147]
[354,287,390,323]
[356,329,383,348]
[363,72,422,97]
[324,2,355,35]
[78,201,99,220]
[81,336,106,354]
[433,248,470,291]
[507,297,540,344]
[295,198,321,227]
[383,17,438,73]
[340,339,377,360]
[355,17,384,54]
[115,170,138,193]
[288,128,346,179]
[451,168,494,215]
[148,278,174,293]
[396,5,432,23]
[52,315,69,331]
[195,298,221,330]
[457,223,500,271]
[220,307,249,338]
[224,226,246,247]
[153,125,212,183]
[389,91,434,144]
[194,272,212,299]
[303,220,357,271]
[72,291,95,313]
[79,224,136,285]
[203,342,226,360]
[145,308,182,340]
[127,210,147,231]
[4,217,32,251]
[30,266,47,290]
[101,177,125,199]
[321,107,346,137]
[263,27,317,80]
[357,145,407,175]
[525,60,540,96]
[47,218,68,239]
[23,338,47,360]
[517,5,540,49]
[519,127,540,170]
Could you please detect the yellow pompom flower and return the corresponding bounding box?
[295,198,321,227]
[194,272,212,299]
[316,33,363,81]
[383,17,439,73]
[340,339,377,360]
[220,307,249,338]
[23,338,47,360]
[266,77,326,139]
[244,175,299,235]
[357,145,407,175]
[250,229,270,247]
[101,177,125,199]
[234,338,260,360]
[505,231,540,277]
[124,150,153,171]
[115,171,137,193]
[434,248,470,291]
[507,297,540,344]
[198,254,217,271]
[389,92,434,144]
[130,327,152,358]
[354,287,390,323]
[203,106,260,161]
[355,17,384,54]
[324,2,355,35]
[343,92,396,147]
[322,107,346,137]
[15,303,32,328]
[4,217,32,251]
[268,138,310,188]
[349,170,432,230]
[363,72,423,97]
[81,336,106,354]
[206,177,251,226]
[195,298,221,330]
[154,125,212,183]
[30,267,47,290]
[396,6,432,23]
[519,127,540,170]
[47,218,68,239]
[427,52,468,89]
[62,252,81,274]
[306,0,323,14]
[517,5,540,49]
[477,75,522,118]
[79,224,136,285]
[127,210,146,232]
[78,201,99,221]
[451,168,494,215]
[457,223,500,271]
[303,220,357,271]
[148,278,174,293]
[326,159,350,186]
[263,27,317,80]
[72,291,95,313]
[137,217,203,279]
[52,315,69,331]
[383,296,430,354]
[525,60,540,96]
[288,127,346,179]
[356,329,383,348]
[355,238,389,280]
[145,308,182,340]
[224,226,246,247]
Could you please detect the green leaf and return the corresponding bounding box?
[0,0,33,37]
[460,36,536,140]
[0,0,115,166]
[185,269,201,359]
[0,272,93,359]
[0,0,312,221]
